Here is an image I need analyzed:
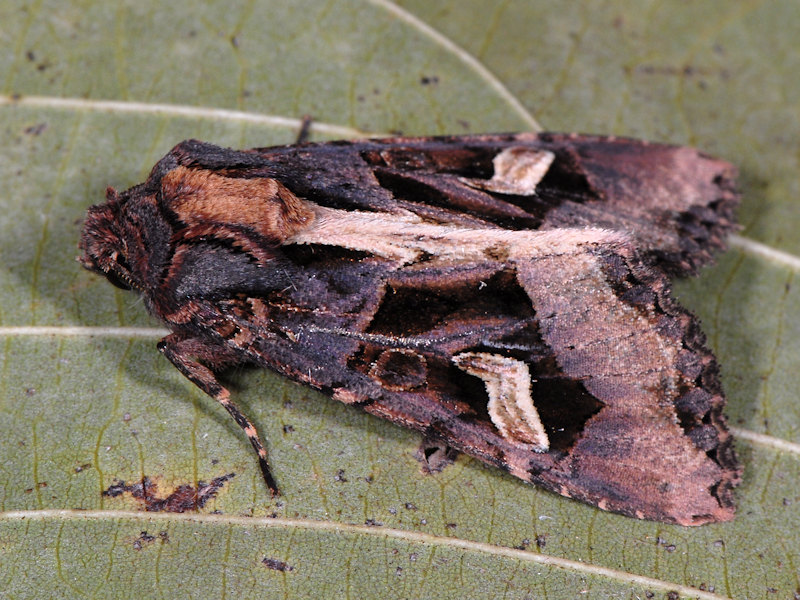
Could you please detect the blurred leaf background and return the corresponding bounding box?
[1,1,798,598]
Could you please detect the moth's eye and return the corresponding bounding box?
[114,252,131,273]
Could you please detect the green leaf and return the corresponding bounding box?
[1,1,798,598]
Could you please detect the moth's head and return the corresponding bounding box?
[78,187,142,291]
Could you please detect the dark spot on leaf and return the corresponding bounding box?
[23,123,47,136]
[262,557,294,572]
[132,530,168,551]
[102,473,235,512]
[656,536,676,552]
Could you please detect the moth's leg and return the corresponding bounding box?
[157,332,280,497]
[295,115,313,144]
[415,433,458,474]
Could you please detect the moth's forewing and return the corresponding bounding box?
[80,133,740,525]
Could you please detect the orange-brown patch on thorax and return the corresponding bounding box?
[161,166,314,243]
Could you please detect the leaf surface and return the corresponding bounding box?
[1,1,798,598]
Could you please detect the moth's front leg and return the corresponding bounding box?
[157,332,279,496]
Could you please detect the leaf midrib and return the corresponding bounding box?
[0,508,732,600]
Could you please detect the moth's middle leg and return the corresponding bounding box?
[158,332,280,496]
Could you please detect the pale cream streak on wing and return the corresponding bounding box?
[462,148,555,195]
[288,204,629,264]
[3,333,798,461]
[453,352,549,453]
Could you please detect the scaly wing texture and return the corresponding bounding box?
[145,135,740,523]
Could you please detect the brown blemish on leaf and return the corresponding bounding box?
[102,473,235,512]
[262,557,294,572]
[131,530,169,551]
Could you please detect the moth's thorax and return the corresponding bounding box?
[160,166,315,245]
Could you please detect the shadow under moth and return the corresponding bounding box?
[79,132,741,525]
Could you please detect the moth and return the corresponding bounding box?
[79,132,741,525]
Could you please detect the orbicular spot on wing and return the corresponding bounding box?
[369,349,428,392]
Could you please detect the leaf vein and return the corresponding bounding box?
[0,509,732,599]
